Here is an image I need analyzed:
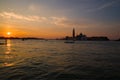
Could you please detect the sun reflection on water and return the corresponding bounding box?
[3,39,15,67]
[4,62,15,67]
[5,40,11,55]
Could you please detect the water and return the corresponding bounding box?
[0,40,120,80]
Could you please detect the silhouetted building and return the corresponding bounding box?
[76,33,87,40]
[73,28,75,39]
[65,28,76,40]
[87,36,109,41]
[65,36,72,40]
[63,28,110,41]
[115,38,120,41]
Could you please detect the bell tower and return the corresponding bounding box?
[73,28,75,39]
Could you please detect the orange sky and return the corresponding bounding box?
[0,0,120,39]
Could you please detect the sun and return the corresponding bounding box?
[7,32,11,35]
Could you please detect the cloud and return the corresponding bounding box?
[98,0,119,10]
[0,12,47,22]
[87,0,119,12]
[0,11,80,27]
[50,17,68,26]
[50,17,93,28]
[29,4,38,11]
[1,12,115,29]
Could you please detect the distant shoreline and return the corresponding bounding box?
[0,38,119,41]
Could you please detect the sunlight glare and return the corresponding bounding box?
[7,32,11,35]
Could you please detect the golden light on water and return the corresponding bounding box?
[4,62,15,67]
[4,39,14,67]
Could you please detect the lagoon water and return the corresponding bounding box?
[0,40,120,80]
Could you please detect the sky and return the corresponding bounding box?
[0,0,120,39]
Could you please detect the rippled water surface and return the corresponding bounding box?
[0,40,120,80]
